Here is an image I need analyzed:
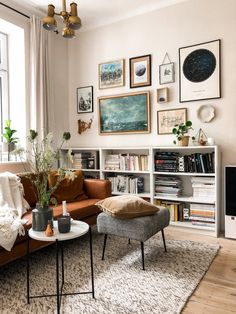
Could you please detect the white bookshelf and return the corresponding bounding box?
[61,145,220,237]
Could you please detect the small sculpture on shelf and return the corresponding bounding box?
[193,128,208,146]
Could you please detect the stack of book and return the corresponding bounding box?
[155,199,184,222]
[154,152,179,172]
[108,175,144,194]
[155,176,183,197]
[105,154,149,171]
[189,203,215,228]
[72,151,98,169]
[191,177,215,201]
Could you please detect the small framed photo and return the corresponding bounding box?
[157,108,187,134]
[159,62,175,84]
[129,54,151,88]
[99,59,125,89]
[77,86,93,114]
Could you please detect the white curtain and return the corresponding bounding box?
[29,15,54,139]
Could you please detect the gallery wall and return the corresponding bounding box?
[66,0,236,167]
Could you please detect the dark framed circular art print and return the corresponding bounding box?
[179,39,221,102]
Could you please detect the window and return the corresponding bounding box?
[0,18,26,161]
[0,32,9,137]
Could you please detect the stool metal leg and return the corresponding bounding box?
[26,231,30,304]
[128,238,131,244]
[141,242,145,271]
[56,240,60,314]
[102,234,107,260]
[161,229,167,252]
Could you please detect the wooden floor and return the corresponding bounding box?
[165,227,236,314]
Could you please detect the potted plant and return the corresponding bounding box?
[172,121,194,146]
[20,130,74,231]
[2,119,18,161]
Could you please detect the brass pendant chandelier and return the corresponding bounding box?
[42,0,81,38]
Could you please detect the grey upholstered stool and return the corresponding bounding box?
[97,207,170,270]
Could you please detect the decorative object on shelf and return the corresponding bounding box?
[2,119,18,161]
[179,39,221,102]
[193,128,208,146]
[129,54,151,88]
[157,87,168,103]
[172,120,194,146]
[77,86,93,113]
[78,118,93,134]
[98,91,150,135]
[197,105,215,123]
[207,137,215,145]
[157,108,187,135]
[45,221,54,237]
[99,59,125,89]
[42,0,81,38]
[17,130,74,231]
[159,53,175,84]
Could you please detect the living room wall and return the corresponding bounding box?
[66,0,236,168]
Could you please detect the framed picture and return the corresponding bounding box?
[129,54,151,88]
[98,91,150,135]
[99,59,125,89]
[77,86,93,113]
[179,39,221,102]
[157,108,187,134]
[159,62,175,84]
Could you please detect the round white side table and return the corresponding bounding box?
[26,220,94,314]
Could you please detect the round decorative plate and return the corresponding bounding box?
[197,105,215,123]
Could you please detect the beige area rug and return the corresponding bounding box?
[0,228,219,314]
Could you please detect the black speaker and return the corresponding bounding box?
[225,166,236,239]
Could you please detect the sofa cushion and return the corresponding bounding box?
[96,195,159,219]
[48,170,88,204]
[18,173,38,208]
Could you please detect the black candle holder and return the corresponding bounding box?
[58,216,71,233]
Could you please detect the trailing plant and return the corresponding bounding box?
[172,120,195,144]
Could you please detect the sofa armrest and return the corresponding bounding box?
[84,179,111,199]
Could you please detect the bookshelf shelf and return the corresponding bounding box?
[61,145,220,237]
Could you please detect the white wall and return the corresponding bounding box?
[67,0,236,168]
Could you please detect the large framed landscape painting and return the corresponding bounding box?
[179,39,221,102]
[99,59,125,89]
[98,91,150,135]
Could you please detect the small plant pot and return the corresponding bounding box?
[178,136,189,147]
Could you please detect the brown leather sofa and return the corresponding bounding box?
[0,173,111,267]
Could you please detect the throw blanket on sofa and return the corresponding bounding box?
[0,172,30,251]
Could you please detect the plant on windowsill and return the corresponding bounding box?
[2,119,18,161]
[18,130,74,231]
[172,121,195,147]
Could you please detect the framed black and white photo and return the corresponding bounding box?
[129,54,151,88]
[179,39,221,102]
[159,63,174,84]
[77,86,93,113]
[157,108,187,134]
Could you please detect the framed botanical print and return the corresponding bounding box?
[157,108,187,134]
[77,86,93,113]
[99,59,125,89]
[159,62,175,84]
[179,39,221,102]
[129,54,151,88]
[98,91,150,135]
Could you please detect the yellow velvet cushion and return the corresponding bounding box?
[48,170,88,204]
[96,195,159,219]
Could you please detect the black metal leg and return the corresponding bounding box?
[128,238,131,244]
[161,229,167,252]
[27,232,30,304]
[61,243,64,285]
[56,240,60,314]
[102,234,107,260]
[141,242,145,271]
[89,227,95,299]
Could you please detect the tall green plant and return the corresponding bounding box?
[2,120,18,144]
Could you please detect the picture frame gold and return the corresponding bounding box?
[98,91,150,135]
[157,108,187,134]
[129,54,151,88]
[98,59,125,89]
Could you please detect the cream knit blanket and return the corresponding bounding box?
[0,172,30,251]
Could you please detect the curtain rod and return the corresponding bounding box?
[0,2,30,19]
